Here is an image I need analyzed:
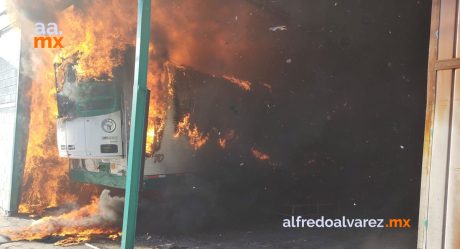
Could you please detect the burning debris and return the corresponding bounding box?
[1,190,123,246]
[223,75,252,91]
[251,147,271,161]
[174,113,209,150]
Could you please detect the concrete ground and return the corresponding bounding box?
[0,216,417,249]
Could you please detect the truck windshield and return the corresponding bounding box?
[77,97,115,111]
[57,82,120,118]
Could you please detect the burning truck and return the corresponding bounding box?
[13,0,345,219]
[48,49,298,234]
[55,54,191,188]
[0,46,282,244]
[53,51,278,194]
[54,52,195,190]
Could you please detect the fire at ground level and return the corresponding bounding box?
[0,215,417,249]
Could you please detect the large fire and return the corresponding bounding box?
[18,47,77,214]
[145,61,176,155]
[8,0,273,245]
[17,0,138,214]
[13,0,139,244]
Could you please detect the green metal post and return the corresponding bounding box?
[121,0,151,248]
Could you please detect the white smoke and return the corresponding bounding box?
[27,189,124,230]
[98,189,124,224]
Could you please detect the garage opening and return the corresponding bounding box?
[0,0,435,248]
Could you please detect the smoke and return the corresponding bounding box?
[151,0,283,80]
[6,1,61,76]
[1,0,280,90]
[98,190,125,224]
[9,0,68,23]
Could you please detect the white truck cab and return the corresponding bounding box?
[54,55,193,189]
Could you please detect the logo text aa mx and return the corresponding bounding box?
[34,22,64,48]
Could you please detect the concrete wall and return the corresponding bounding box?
[0,18,21,215]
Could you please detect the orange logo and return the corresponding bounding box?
[33,23,64,48]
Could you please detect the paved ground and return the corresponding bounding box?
[0,216,417,249]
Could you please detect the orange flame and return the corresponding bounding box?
[145,62,175,155]
[251,147,271,161]
[56,2,137,80]
[174,113,209,150]
[223,75,252,91]
[18,48,78,214]
[19,0,137,214]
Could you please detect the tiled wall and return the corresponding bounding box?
[0,59,18,105]
[0,107,16,214]
[0,25,21,215]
